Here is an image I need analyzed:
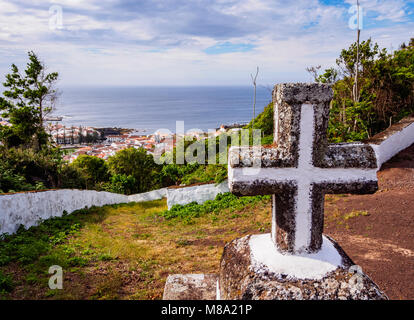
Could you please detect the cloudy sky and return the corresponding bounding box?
[0,0,413,86]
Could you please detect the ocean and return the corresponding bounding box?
[51,86,272,134]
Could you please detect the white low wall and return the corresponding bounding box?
[128,188,167,203]
[368,118,414,168]
[1,117,413,236]
[0,189,129,236]
[166,181,229,209]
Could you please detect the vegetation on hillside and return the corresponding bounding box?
[314,38,414,142]
[0,197,271,299]
[160,192,270,224]
[1,38,413,194]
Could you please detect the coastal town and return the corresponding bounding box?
[1,117,239,163]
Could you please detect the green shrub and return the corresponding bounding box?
[98,174,137,195]
[0,271,14,294]
[108,148,161,193]
[70,155,109,189]
[0,211,84,267]
[159,192,270,223]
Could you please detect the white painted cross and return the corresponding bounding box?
[228,83,378,254]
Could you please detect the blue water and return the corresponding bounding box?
[52,86,272,133]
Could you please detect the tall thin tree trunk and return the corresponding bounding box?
[353,0,361,103]
[251,67,259,129]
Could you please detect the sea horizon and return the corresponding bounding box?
[51,85,273,134]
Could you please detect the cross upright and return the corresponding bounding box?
[228,83,379,254]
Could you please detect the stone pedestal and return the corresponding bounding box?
[162,234,388,300]
[162,83,388,301]
[219,234,387,300]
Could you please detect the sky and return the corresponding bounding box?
[0,0,413,86]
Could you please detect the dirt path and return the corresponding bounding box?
[325,144,414,300]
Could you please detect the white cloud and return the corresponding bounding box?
[0,0,412,86]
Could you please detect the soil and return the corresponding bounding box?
[324,143,414,300]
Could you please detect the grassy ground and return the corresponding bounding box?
[2,152,412,300]
[0,197,271,300]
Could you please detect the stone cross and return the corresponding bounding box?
[228,83,379,254]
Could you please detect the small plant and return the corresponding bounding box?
[98,253,114,262]
[344,210,370,220]
[0,271,14,294]
[159,192,270,223]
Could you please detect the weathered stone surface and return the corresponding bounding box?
[219,235,388,300]
[228,83,379,253]
[274,83,334,105]
[163,274,218,300]
[319,143,378,169]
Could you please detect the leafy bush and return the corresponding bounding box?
[70,155,109,189]
[180,165,227,185]
[159,192,270,223]
[0,146,63,193]
[98,174,137,195]
[245,102,274,136]
[0,271,14,294]
[318,38,414,142]
[108,147,161,193]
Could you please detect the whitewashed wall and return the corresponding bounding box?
[0,190,129,236]
[1,117,413,236]
[128,188,167,202]
[368,119,414,168]
[166,181,229,209]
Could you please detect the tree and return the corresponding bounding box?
[306,38,413,143]
[0,145,63,190]
[0,51,59,149]
[106,174,137,195]
[70,155,109,189]
[107,148,160,193]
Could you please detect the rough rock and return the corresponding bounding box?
[163,274,218,300]
[219,235,388,300]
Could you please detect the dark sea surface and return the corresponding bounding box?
[52,86,272,133]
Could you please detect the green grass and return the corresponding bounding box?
[0,195,271,300]
[160,192,270,223]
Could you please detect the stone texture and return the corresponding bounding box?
[274,83,334,105]
[163,274,218,300]
[228,83,379,253]
[320,143,378,169]
[365,117,414,145]
[219,235,388,300]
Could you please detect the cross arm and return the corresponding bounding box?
[228,143,379,196]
